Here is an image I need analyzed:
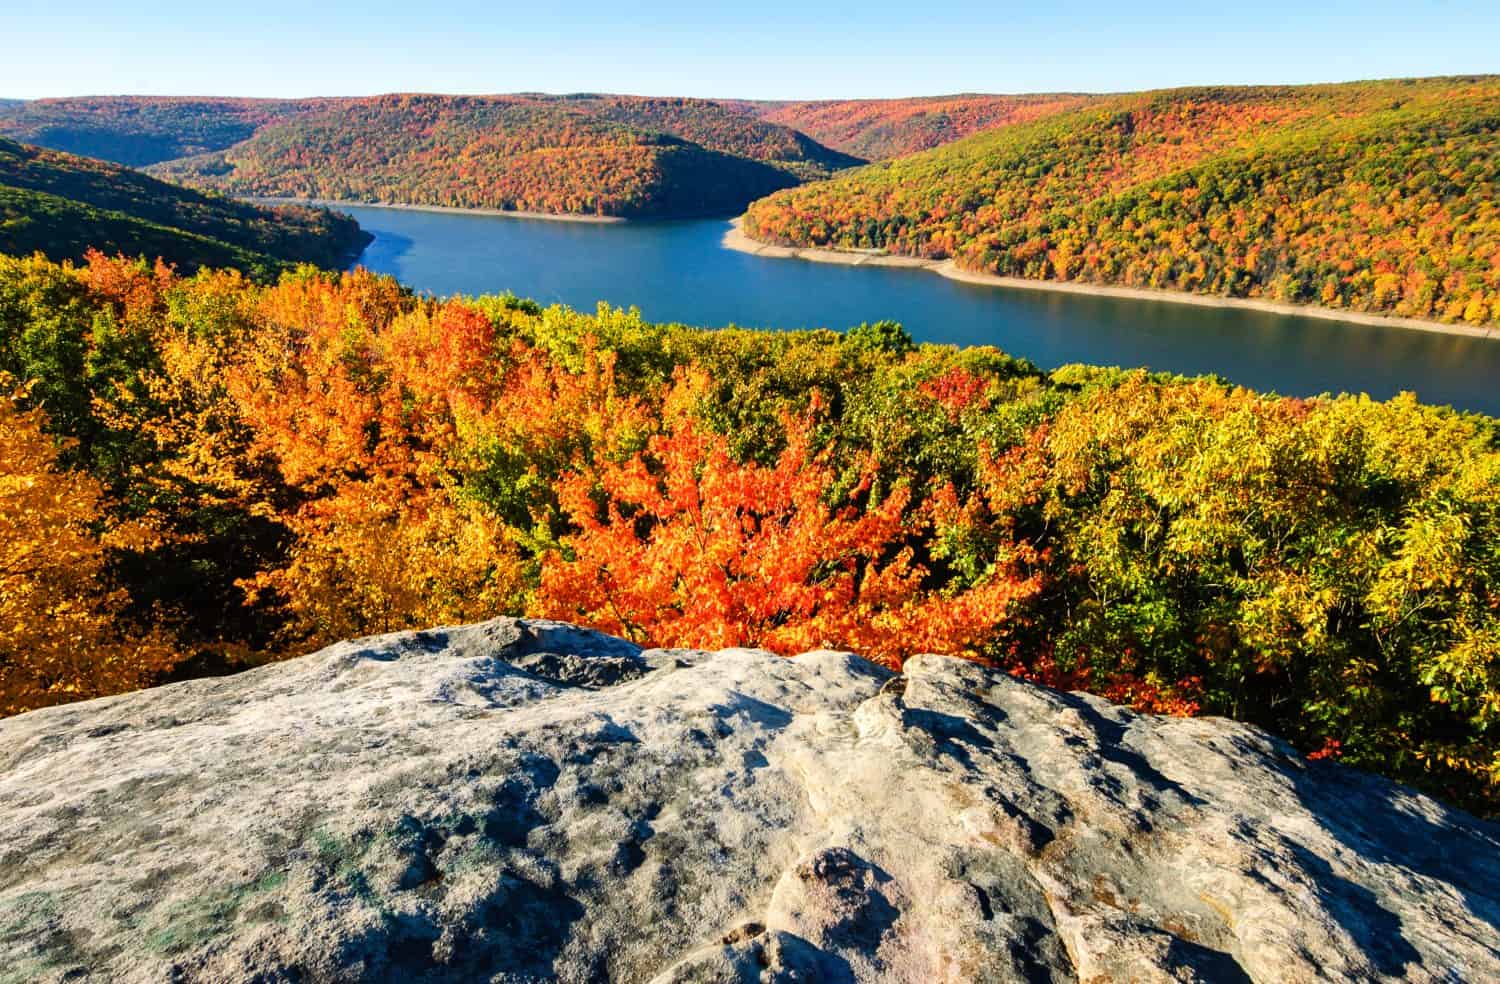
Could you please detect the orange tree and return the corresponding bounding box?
[537,374,1039,665]
[218,269,528,647]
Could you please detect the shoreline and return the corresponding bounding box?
[722,219,1498,341]
[245,197,628,225]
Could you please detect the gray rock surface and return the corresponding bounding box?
[1,617,1497,982]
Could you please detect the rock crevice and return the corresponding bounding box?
[1,617,1496,982]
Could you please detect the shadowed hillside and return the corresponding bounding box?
[0,137,369,275]
[582,95,863,177]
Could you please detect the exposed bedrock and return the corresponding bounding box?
[1,618,1496,982]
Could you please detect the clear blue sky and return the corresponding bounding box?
[5,1,1497,101]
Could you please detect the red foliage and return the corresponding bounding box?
[538,380,1037,666]
[1308,738,1344,761]
[918,367,991,421]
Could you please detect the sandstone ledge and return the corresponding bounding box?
[1,618,1496,982]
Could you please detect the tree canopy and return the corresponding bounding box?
[2,250,1497,816]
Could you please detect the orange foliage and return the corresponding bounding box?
[745,79,1500,325]
[3,251,1497,815]
[222,271,525,646]
[537,379,1037,666]
[146,94,837,218]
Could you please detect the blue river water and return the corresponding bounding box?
[341,205,1500,415]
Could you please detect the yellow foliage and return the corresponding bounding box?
[0,384,176,714]
[243,483,526,649]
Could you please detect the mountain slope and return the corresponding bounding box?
[0,96,327,167]
[145,94,857,218]
[0,137,370,274]
[730,93,1096,160]
[742,77,1500,326]
[0,93,868,220]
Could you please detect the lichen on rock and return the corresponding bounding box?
[1,618,1496,982]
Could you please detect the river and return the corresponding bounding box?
[340,205,1500,415]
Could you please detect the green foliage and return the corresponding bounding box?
[0,185,282,280]
[0,253,98,443]
[1013,378,1500,809]
[844,319,915,357]
[745,77,1500,326]
[0,138,369,274]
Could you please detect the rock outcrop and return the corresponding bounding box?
[1,618,1497,982]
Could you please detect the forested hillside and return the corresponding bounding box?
[0,93,861,219]
[2,251,1497,816]
[147,94,855,218]
[0,96,325,166]
[0,137,369,275]
[743,77,1500,326]
[731,93,1094,159]
[587,95,863,177]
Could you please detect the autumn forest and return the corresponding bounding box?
[1,76,1498,821]
[745,78,1500,327]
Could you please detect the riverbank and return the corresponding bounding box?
[246,197,628,224]
[723,219,1497,341]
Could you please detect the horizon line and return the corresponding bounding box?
[5,71,1499,105]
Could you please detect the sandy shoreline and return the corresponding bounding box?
[245,197,627,224]
[723,219,1498,341]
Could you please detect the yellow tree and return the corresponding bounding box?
[0,385,176,714]
[225,276,526,647]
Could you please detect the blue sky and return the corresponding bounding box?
[5,1,1497,100]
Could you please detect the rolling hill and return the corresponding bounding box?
[148,94,859,218]
[2,94,863,219]
[0,137,370,276]
[742,77,1500,326]
[583,95,862,178]
[727,93,1096,160]
[0,96,326,167]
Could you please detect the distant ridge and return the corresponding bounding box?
[0,96,328,167]
[724,93,1097,160]
[0,137,369,276]
[1,94,863,219]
